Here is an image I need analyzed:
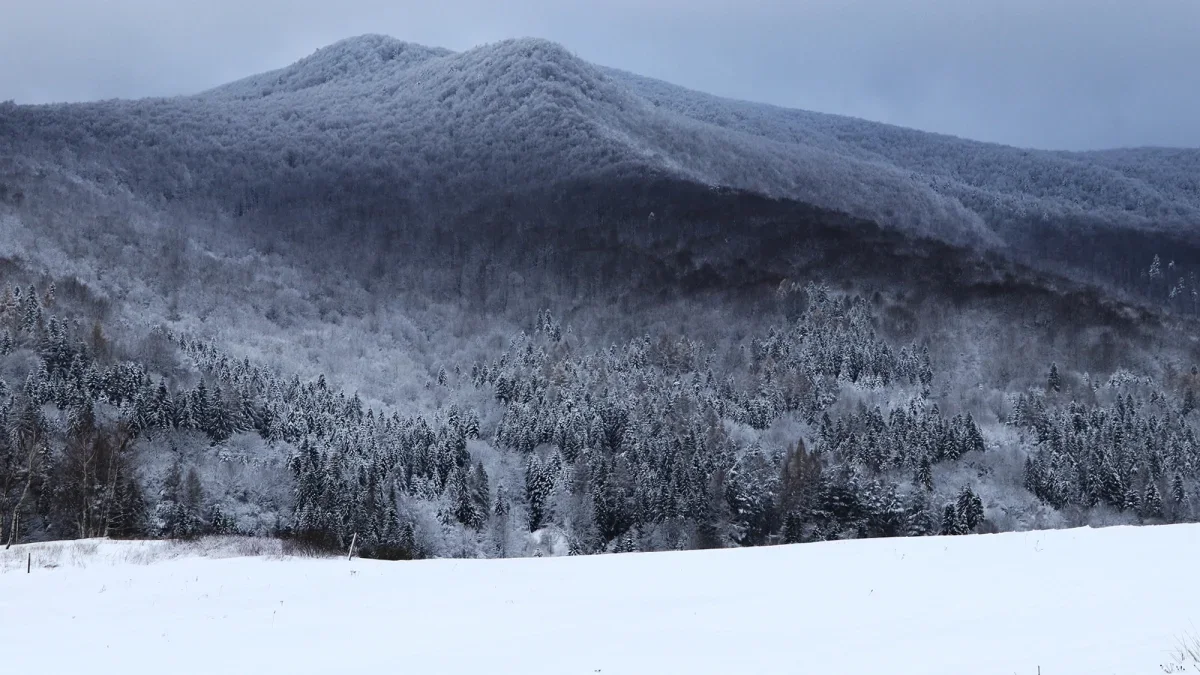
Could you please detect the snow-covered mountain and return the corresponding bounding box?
[4,35,1200,569]
[3,35,1198,249]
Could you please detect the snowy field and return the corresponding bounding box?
[1,526,1197,674]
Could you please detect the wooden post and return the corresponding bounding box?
[348,533,357,561]
[27,551,31,574]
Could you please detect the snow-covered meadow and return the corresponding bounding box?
[1,526,1195,674]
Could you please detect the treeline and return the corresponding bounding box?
[2,279,1198,559]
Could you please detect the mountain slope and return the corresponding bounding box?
[3,35,1200,566]
[3,35,1198,251]
[611,66,1200,227]
[5,526,1198,674]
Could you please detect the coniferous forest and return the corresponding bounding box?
[3,269,1198,558]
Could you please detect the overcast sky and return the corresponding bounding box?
[3,0,1198,150]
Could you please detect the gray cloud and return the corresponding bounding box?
[3,0,1198,150]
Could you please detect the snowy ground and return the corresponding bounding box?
[1,526,1196,674]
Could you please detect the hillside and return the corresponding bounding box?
[3,35,1199,252]
[2,35,1200,562]
[3,526,1197,674]
[610,66,1200,229]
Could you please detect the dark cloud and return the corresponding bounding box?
[3,0,1198,150]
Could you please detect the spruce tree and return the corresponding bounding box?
[955,486,984,532]
[208,503,234,534]
[779,438,824,518]
[206,386,234,443]
[108,476,148,539]
[905,490,938,536]
[915,454,934,492]
[1142,482,1164,519]
[1172,473,1187,506]
[1047,364,1061,393]
[1122,484,1141,513]
[470,462,491,524]
[450,468,484,529]
[494,482,510,516]
[525,454,560,531]
[781,511,806,544]
[158,460,184,538]
[964,414,986,454]
[614,531,636,553]
[1023,456,1041,497]
[941,504,962,535]
[190,381,211,434]
[181,467,206,538]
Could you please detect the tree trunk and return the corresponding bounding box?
[101,426,133,539]
[7,417,45,549]
[6,443,38,549]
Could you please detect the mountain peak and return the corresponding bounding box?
[204,36,592,102]
[482,37,580,62]
[205,34,451,99]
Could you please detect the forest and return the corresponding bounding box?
[2,266,1197,558]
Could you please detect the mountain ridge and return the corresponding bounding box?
[4,34,1198,253]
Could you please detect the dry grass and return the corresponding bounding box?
[1165,629,1200,673]
[0,536,322,573]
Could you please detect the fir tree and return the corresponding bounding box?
[189,381,212,434]
[955,486,984,532]
[108,476,148,539]
[941,504,963,535]
[781,511,806,544]
[1172,473,1188,506]
[614,530,636,553]
[779,438,824,518]
[915,454,934,492]
[963,414,985,454]
[470,462,491,524]
[450,467,484,529]
[494,482,510,516]
[1122,484,1141,513]
[208,503,235,534]
[1142,482,1164,519]
[157,460,184,538]
[905,490,938,536]
[525,454,560,532]
[179,467,206,538]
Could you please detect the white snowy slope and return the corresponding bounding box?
[1,526,1195,675]
[5,35,1199,247]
